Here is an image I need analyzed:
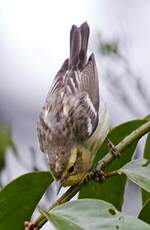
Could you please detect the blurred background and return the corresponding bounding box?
[0,0,150,229]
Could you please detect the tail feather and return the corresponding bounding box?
[79,22,90,69]
[69,25,81,70]
[69,22,90,70]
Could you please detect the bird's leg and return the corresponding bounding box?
[107,138,120,158]
[24,221,34,230]
[84,171,93,183]
[84,169,106,183]
[94,170,106,182]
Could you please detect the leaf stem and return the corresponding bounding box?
[33,120,150,229]
[105,170,121,178]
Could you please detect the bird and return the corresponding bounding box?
[37,22,109,187]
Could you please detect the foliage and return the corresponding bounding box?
[0,118,150,230]
[0,125,17,172]
[142,132,150,203]
[139,198,150,224]
[0,172,53,230]
[40,199,150,230]
[79,119,146,210]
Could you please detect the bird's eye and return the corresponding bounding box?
[68,165,74,174]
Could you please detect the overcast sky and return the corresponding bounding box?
[1,0,149,121]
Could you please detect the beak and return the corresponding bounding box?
[56,180,63,195]
[56,175,68,195]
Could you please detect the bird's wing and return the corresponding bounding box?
[37,59,69,153]
[37,22,100,150]
[61,53,100,141]
[80,53,99,112]
[65,91,98,142]
[47,59,69,97]
[66,53,99,110]
[37,111,49,153]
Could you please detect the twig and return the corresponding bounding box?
[34,183,81,229]
[96,120,150,171]
[33,120,150,229]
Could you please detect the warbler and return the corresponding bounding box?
[37,22,109,187]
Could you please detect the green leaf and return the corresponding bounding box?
[144,132,150,159]
[144,115,150,121]
[79,119,147,210]
[41,199,150,230]
[119,159,150,193]
[142,132,150,204]
[0,171,53,230]
[139,198,150,224]
[0,125,17,170]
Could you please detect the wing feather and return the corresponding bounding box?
[67,92,98,141]
[80,53,99,112]
[37,22,101,152]
[48,59,68,96]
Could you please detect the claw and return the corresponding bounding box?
[24,221,34,230]
[84,173,91,183]
[94,170,106,183]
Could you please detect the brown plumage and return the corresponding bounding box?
[37,22,109,185]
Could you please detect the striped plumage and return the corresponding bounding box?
[37,22,109,186]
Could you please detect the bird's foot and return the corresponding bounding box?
[94,170,106,183]
[24,221,34,230]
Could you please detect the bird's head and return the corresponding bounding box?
[47,143,91,186]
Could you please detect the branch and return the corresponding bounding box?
[33,120,150,229]
[96,120,150,171]
[34,184,81,229]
